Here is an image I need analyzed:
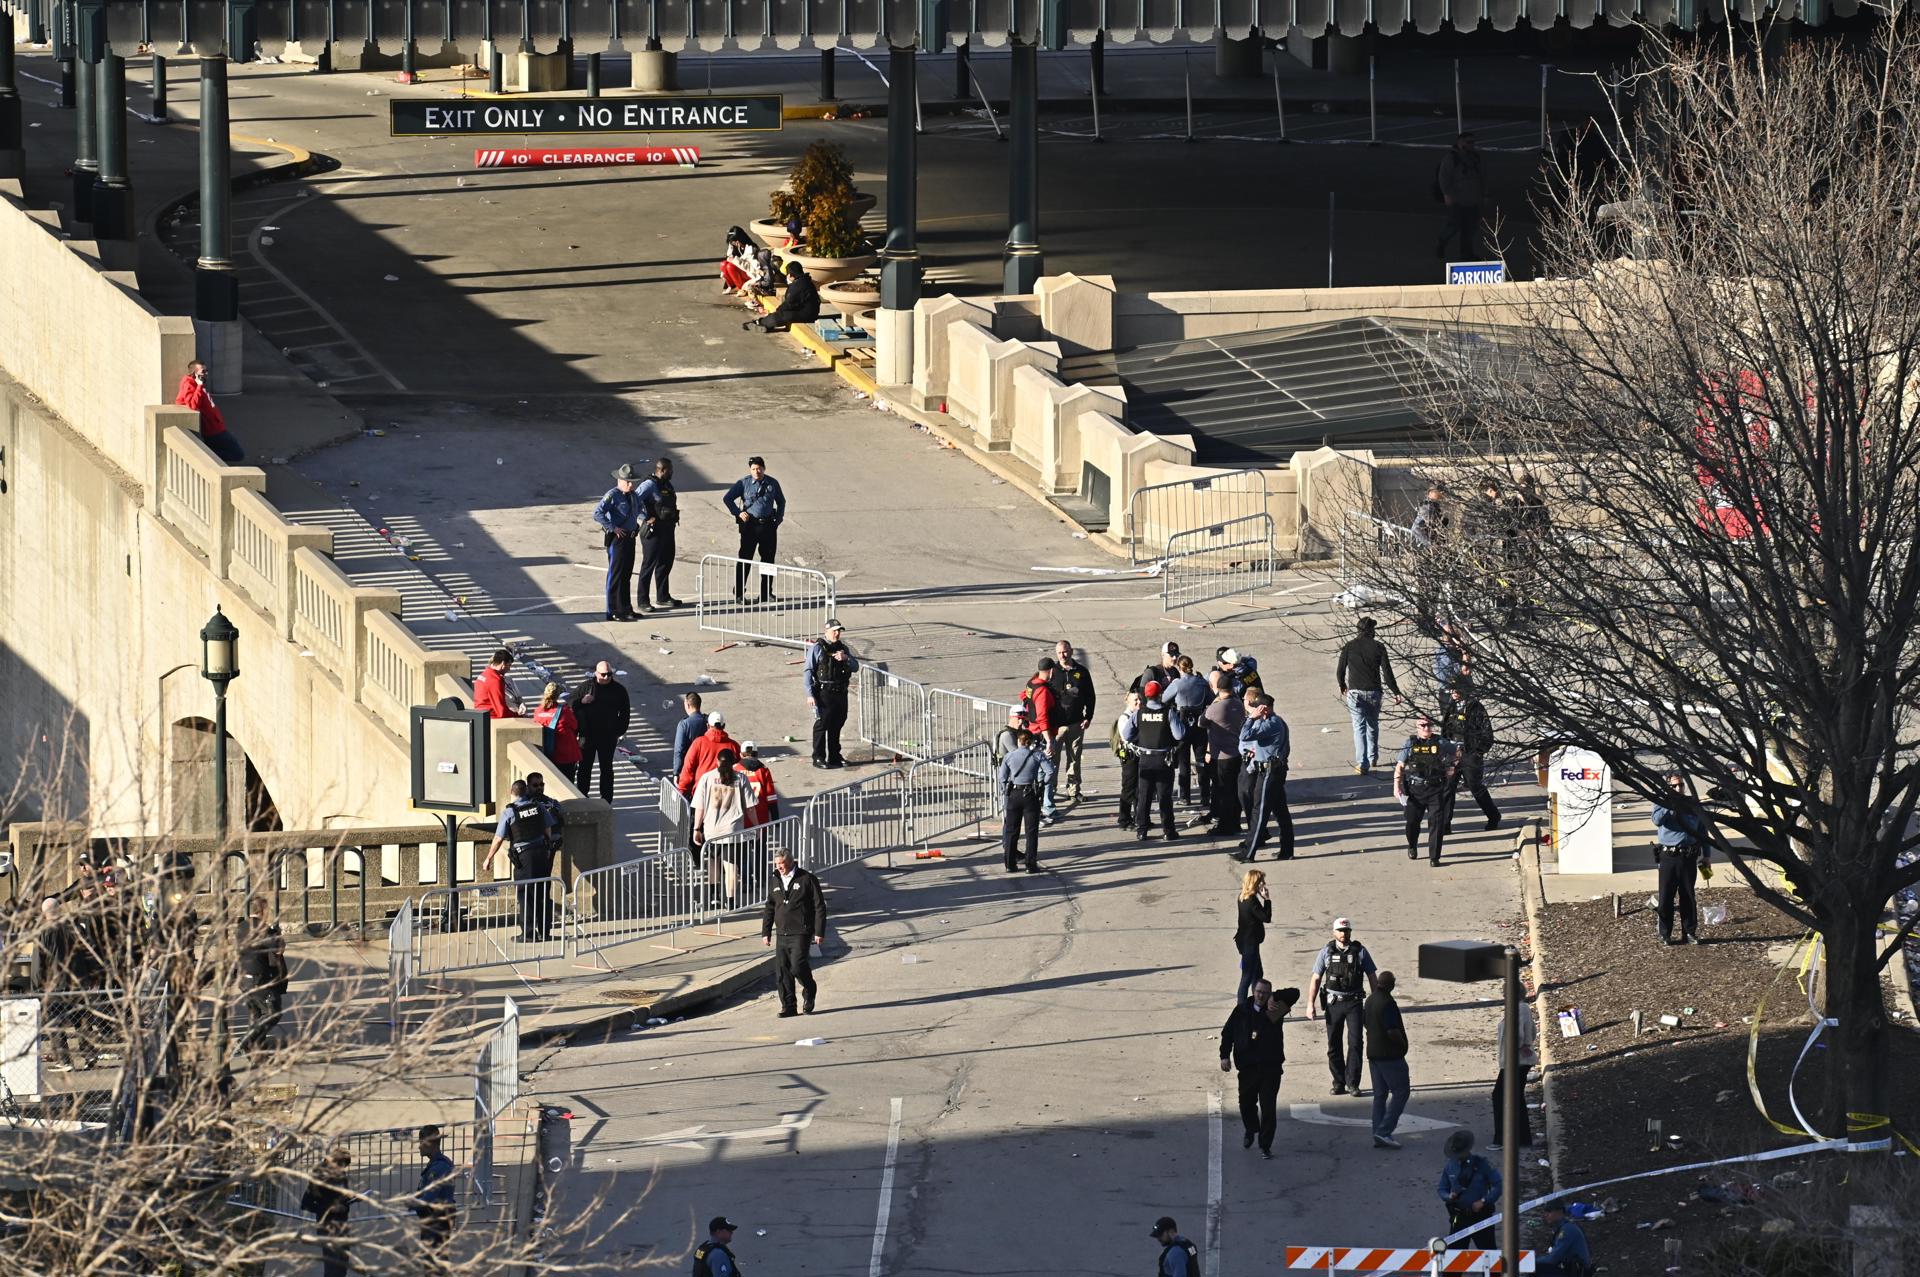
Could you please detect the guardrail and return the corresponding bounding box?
[906,746,998,846]
[1124,468,1271,565]
[1161,513,1277,617]
[414,877,567,978]
[802,770,909,871]
[695,554,837,648]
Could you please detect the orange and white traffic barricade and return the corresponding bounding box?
[1286,1246,1534,1274]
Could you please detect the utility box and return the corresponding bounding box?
[1,998,42,1101]
[1547,746,1614,873]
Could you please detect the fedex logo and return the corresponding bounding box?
[1559,767,1602,781]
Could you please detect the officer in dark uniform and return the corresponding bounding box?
[635,457,684,611]
[1236,696,1294,862]
[1151,1216,1201,1277]
[489,776,562,940]
[1305,918,1379,1096]
[804,618,860,768]
[692,1216,743,1277]
[1121,682,1187,842]
[761,850,827,1016]
[592,462,644,622]
[1393,716,1458,865]
[1218,980,1301,1158]
[1440,678,1501,832]
[997,728,1056,873]
[1651,772,1710,945]
[723,456,786,602]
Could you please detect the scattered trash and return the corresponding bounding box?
[1659,1013,1683,1028]
[1715,1088,1737,1104]
[1638,1218,1677,1231]
[795,1037,826,1047]
[755,1228,767,1237]
[712,642,737,653]
[646,1017,668,1026]
[269,456,289,465]
[383,274,399,281]
[658,648,673,655]
[1631,1010,1644,1035]
[1682,1007,1697,1016]
[445,609,459,622]
[901,954,920,964]
[913,849,944,860]
[783,735,796,743]
[1557,1008,1585,1038]
[260,236,275,247]
[694,675,716,686]
[1071,531,1088,539]
[496,457,505,465]
[1702,903,1730,926]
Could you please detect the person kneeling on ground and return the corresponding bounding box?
[744,262,820,333]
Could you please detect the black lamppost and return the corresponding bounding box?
[1419,939,1525,1274]
[199,607,240,838]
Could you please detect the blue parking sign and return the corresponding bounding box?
[1446,261,1506,286]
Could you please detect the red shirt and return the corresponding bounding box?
[175,374,228,437]
[473,666,517,719]
[741,760,780,824]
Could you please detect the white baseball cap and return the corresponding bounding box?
[710,711,727,727]
[1221,648,1241,665]
[1333,917,1353,931]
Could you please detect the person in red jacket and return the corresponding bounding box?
[473,649,520,719]
[738,742,781,824]
[678,712,741,797]
[1022,658,1062,824]
[533,682,582,770]
[174,360,246,465]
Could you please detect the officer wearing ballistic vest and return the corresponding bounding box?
[1121,681,1188,842]
[691,1216,742,1277]
[1150,1216,1201,1277]
[1393,715,1458,866]
[1235,696,1294,863]
[804,618,860,768]
[997,728,1057,873]
[634,456,684,612]
[488,774,562,941]
[1305,917,1379,1096]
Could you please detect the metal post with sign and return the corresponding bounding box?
[390,94,783,137]
[410,701,493,893]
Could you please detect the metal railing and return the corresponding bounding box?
[1124,468,1272,565]
[906,748,998,847]
[926,688,1019,768]
[658,772,695,852]
[700,816,806,933]
[386,898,415,1041]
[857,664,934,761]
[252,1119,493,1224]
[1336,509,1419,610]
[695,554,837,648]
[570,853,707,966]
[1162,513,1278,617]
[413,878,567,978]
[801,770,909,872]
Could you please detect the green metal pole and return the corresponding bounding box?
[194,56,238,321]
[1003,40,1041,294]
[92,50,134,244]
[72,47,97,222]
[150,53,168,123]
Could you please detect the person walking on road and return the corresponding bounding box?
[1441,678,1501,832]
[1437,1130,1501,1251]
[1434,133,1487,261]
[1395,715,1459,866]
[1491,995,1538,1151]
[176,359,246,464]
[1307,918,1379,1096]
[635,457,684,611]
[672,691,709,777]
[693,1217,743,1277]
[414,1124,458,1259]
[1365,970,1412,1149]
[679,712,742,798]
[1337,617,1402,775]
[761,849,826,1017]
[1236,695,1294,862]
[1120,682,1185,842]
[723,456,786,601]
[473,648,519,719]
[568,661,631,803]
[805,618,859,769]
[1112,690,1141,832]
[1219,979,1299,1160]
[593,462,644,621]
[997,728,1055,873]
[1202,682,1246,838]
[1047,639,1096,801]
[1234,869,1271,1002]
[1651,772,1710,945]
[1150,1217,1201,1277]
[301,1147,353,1277]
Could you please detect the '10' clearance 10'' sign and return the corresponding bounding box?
[391,95,784,136]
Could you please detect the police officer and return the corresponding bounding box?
[804,618,859,768]
[1236,696,1294,862]
[997,728,1056,874]
[1651,772,1710,945]
[592,462,643,622]
[1306,918,1378,1096]
[488,775,561,940]
[635,457,684,611]
[1047,638,1097,802]
[1166,656,1212,811]
[1113,690,1141,831]
[1151,1217,1201,1277]
[1121,681,1187,842]
[692,1216,743,1277]
[723,456,786,602]
[1393,715,1458,866]
[1440,677,1501,832]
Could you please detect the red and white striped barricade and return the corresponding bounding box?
[1285,1247,1535,1273]
[472,146,700,169]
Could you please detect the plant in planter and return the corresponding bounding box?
[802,190,867,260]
[788,140,853,202]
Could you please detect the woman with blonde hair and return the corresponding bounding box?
[532,682,582,771]
[1234,868,1272,1003]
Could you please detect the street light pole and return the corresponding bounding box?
[199,607,241,838]
[1501,946,1523,1276]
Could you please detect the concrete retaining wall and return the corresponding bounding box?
[1113,280,1540,347]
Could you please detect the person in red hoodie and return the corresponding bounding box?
[473,649,520,719]
[1022,658,1062,824]
[678,712,741,797]
[738,742,781,825]
[174,360,246,465]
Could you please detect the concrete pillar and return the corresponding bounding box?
[586,51,601,96]
[195,56,242,393]
[0,11,22,179]
[92,50,135,264]
[1003,40,1042,294]
[149,53,168,123]
[877,43,919,387]
[488,43,504,92]
[820,47,835,100]
[514,50,567,91]
[72,49,97,223]
[634,42,676,90]
[1214,31,1262,79]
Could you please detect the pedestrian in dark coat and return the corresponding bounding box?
[1233,869,1271,1003]
[1219,981,1300,1158]
[568,660,632,802]
[761,850,827,1017]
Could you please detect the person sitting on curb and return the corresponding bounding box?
[744,261,821,333]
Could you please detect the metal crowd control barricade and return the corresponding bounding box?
[1124,468,1271,565]
[925,688,1019,766]
[414,878,567,979]
[570,853,707,967]
[658,771,695,852]
[1336,509,1418,610]
[905,746,998,847]
[386,898,416,1041]
[858,664,934,762]
[696,554,836,648]
[1161,513,1277,617]
[800,769,909,872]
[699,816,804,936]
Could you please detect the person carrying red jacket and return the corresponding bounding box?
[738,742,781,825]
[1022,658,1058,735]
[473,649,519,719]
[678,712,741,797]
[174,360,247,465]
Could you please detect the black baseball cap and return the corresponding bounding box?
[1151,1216,1178,1236]
[710,1216,738,1234]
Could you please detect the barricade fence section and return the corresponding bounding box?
[906,749,998,847]
[857,664,934,761]
[386,898,416,1039]
[414,877,567,978]
[696,554,837,648]
[926,688,1020,766]
[801,770,909,873]
[658,772,695,852]
[1125,468,1272,565]
[1336,508,1418,610]
[701,816,806,929]
[1162,513,1278,617]
[250,1119,500,1227]
[570,851,708,965]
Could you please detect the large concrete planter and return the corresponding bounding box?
[819,279,882,319]
[848,191,877,219]
[749,218,797,249]
[779,249,878,286]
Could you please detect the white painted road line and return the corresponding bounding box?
[1206,1090,1223,1277]
[869,1096,904,1277]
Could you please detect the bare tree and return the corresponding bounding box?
[1337,23,1920,1131]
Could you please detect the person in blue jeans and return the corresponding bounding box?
[1364,971,1411,1149]
[1336,617,1402,774]
[1535,1201,1592,1275]
[1233,869,1270,1002]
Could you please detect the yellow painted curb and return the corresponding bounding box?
[782,103,839,120]
[234,133,313,166]
[834,358,878,398]
[788,323,838,366]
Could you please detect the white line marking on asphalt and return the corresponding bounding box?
[627,1111,815,1150]
[1207,1090,1223,1277]
[869,1096,904,1277]
[243,193,407,391]
[1286,1103,1455,1134]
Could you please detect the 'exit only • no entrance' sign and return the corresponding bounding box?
[390,95,783,136]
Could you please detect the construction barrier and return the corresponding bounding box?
[857,664,934,761]
[695,555,837,649]
[414,877,567,978]
[1285,1247,1534,1273]
[1124,468,1272,565]
[1162,513,1277,617]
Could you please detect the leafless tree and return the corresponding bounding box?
[1337,22,1920,1132]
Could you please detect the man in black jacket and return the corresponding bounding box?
[301,1147,353,1277]
[1364,971,1412,1149]
[761,850,827,1017]
[568,660,631,802]
[1218,981,1300,1159]
[748,262,822,333]
[1440,678,1501,831]
[1336,618,1403,776]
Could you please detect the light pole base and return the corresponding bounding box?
[875,307,914,387]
